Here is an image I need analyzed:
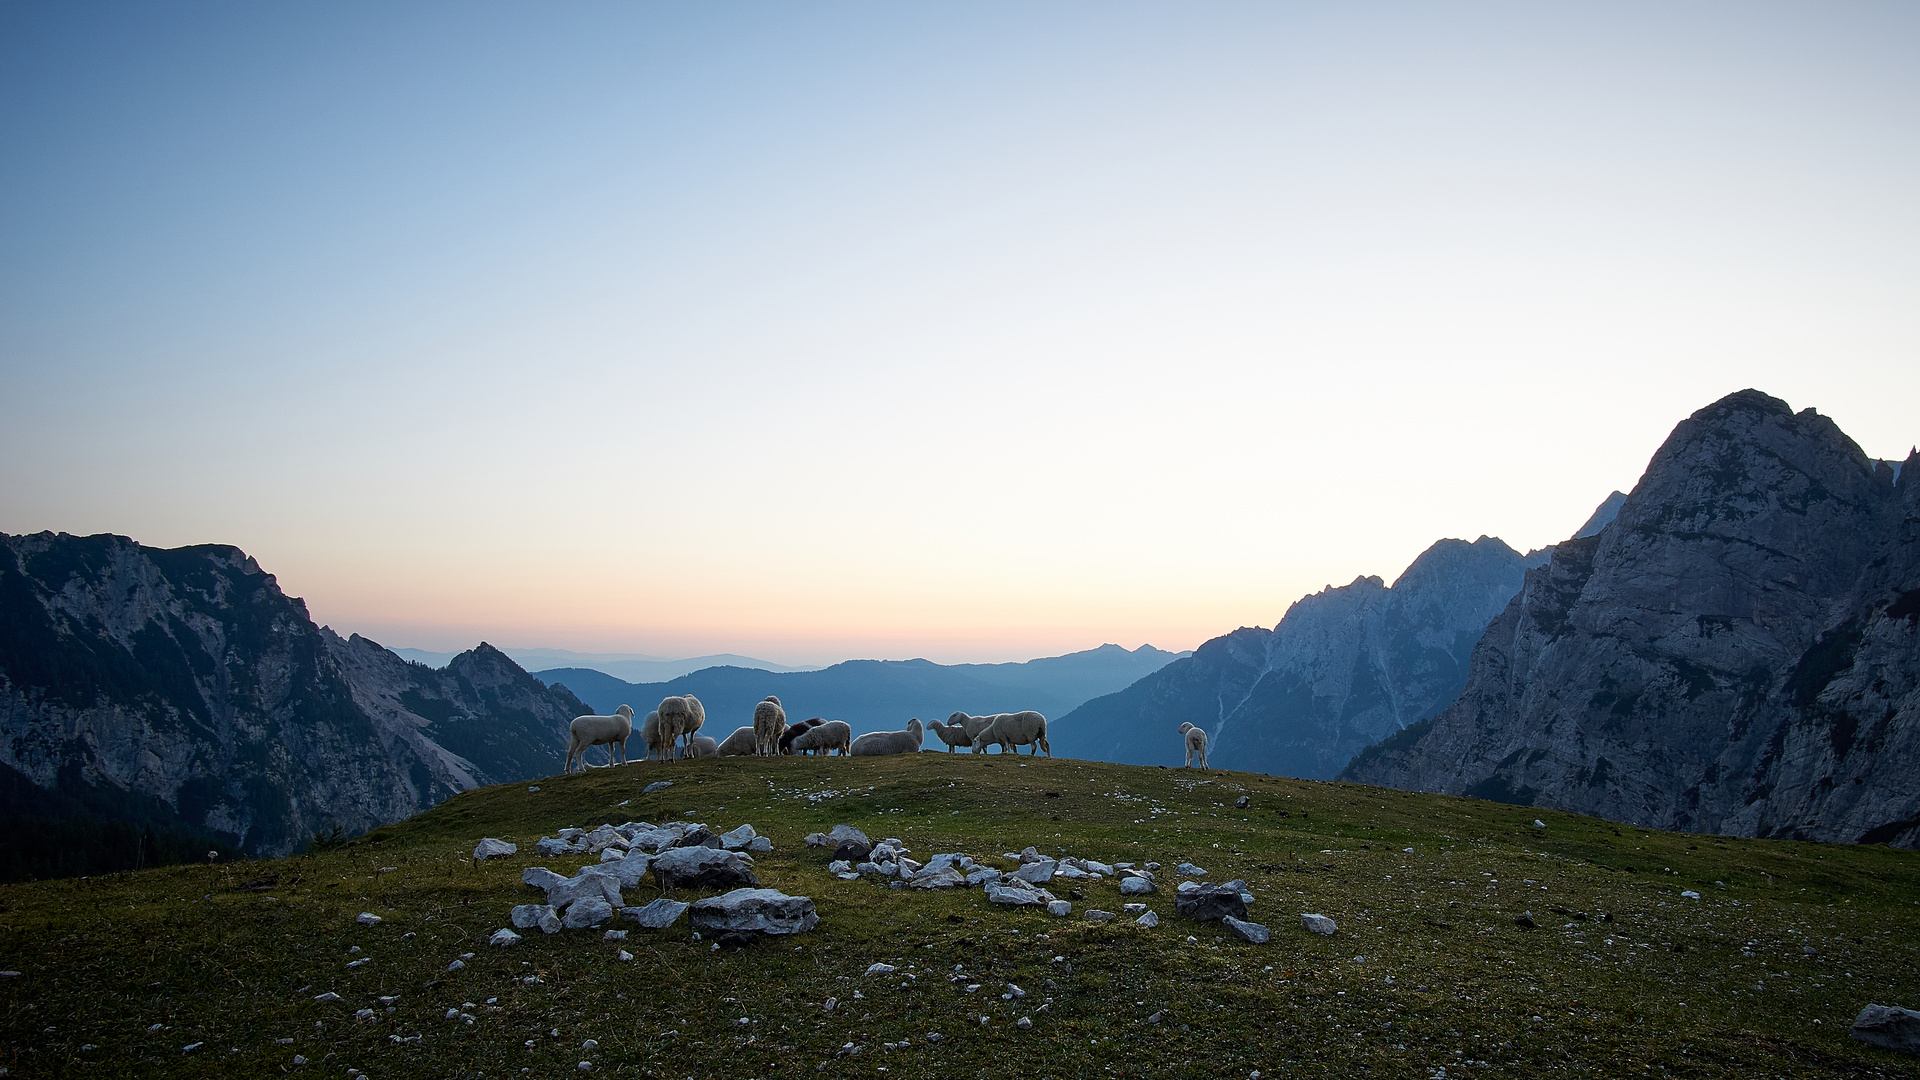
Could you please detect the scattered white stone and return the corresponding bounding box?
[603,929,628,941]
[583,1039,600,1051]
[1085,910,1117,922]
[1016,1017,1033,1030]
[490,928,522,947]
[1135,911,1160,928]
[865,963,898,976]
[618,949,634,961]
[355,912,382,926]
[354,1008,376,1022]
[643,781,673,793]
[313,992,343,1003]
[1403,847,1414,854]
[564,898,616,929]
[1223,916,1270,944]
[1175,862,1207,877]
[1013,859,1058,885]
[1533,819,1547,828]
[346,958,370,968]
[1123,903,1147,914]
[1681,890,1701,899]
[690,888,820,935]
[1047,900,1072,917]
[182,1042,203,1052]
[527,786,540,792]
[448,959,467,971]
[720,824,760,851]
[1301,913,1337,936]
[293,1055,308,1065]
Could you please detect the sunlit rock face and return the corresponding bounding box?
[1053,534,1546,778]
[0,532,586,856]
[1345,390,1920,848]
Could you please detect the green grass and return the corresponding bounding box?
[5,753,1920,1078]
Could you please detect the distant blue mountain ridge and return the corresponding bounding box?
[389,648,818,683]
[531,643,1188,741]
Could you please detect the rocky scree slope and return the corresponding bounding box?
[1344,389,1920,847]
[1051,536,1548,776]
[0,532,587,862]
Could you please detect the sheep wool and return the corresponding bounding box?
[565,704,636,773]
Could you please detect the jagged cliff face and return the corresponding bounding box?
[0,533,586,857]
[1051,536,1546,776]
[1344,390,1920,846]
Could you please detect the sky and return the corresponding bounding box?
[2,2,1916,666]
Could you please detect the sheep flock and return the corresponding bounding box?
[567,700,1211,769]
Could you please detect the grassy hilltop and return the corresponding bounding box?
[4,754,1920,1079]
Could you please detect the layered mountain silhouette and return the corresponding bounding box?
[0,532,587,869]
[1344,390,1920,847]
[1049,536,1551,775]
[536,644,1185,739]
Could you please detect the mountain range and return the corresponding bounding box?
[388,648,818,683]
[1048,536,1554,774]
[1344,390,1920,847]
[535,644,1187,740]
[0,532,588,870]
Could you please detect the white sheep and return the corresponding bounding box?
[925,718,973,752]
[682,733,719,758]
[790,719,852,756]
[655,695,706,761]
[639,709,668,761]
[850,718,925,757]
[945,711,1001,747]
[969,710,1049,757]
[753,695,788,756]
[716,725,758,756]
[564,704,635,774]
[778,717,823,755]
[1179,722,1209,768]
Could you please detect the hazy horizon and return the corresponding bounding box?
[4,4,1915,667]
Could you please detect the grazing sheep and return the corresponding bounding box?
[969,710,1049,757]
[790,719,852,756]
[926,718,973,752]
[716,725,758,756]
[656,696,706,761]
[682,734,719,758]
[1179,722,1209,768]
[753,695,788,756]
[778,717,824,755]
[946,711,1001,746]
[639,710,668,761]
[850,718,925,757]
[565,704,636,773]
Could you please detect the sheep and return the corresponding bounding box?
[716,725,758,756]
[639,710,668,761]
[1179,722,1209,768]
[753,695,788,756]
[655,695,707,760]
[850,718,925,757]
[564,704,635,773]
[682,733,719,758]
[969,710,1049,757]
[925,718,973,752]
[778,717,824,755]
[789,719,851,756]
[946,711,1001,745]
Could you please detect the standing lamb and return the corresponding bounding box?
[925,718,973,752]
[850,718,925,757]
[639,710,668,761]
[564,704,636,773]
[778,717,823,755]
[945,711,1000,747]
[1179,722,1209,769]
[716,725,759,756]
[753,695,788,756]
[969,711,1049,757]
[789,719,852,756]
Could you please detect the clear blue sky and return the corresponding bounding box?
[3,3,1916,663]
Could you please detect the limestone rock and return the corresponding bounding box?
[489,928,522,947]
[474,838,517,860]
[1301,913,1337,936]
[510,904,555,930]
[689,888,819,935]
[1013,860,1058,884]
[1047,900,1071,917]
[1223,916,1269,944]
[1120,876,1156,895]
[827,825,870,847]
[985,881,1054,906]
[1085,910,1116,922]
[910,868,967,889]
[564,898,614,929]
[1175,884,1248,923]
[642,781,673,794]
[1135,910,1160,928]
[651,846,759,891]
[1851,1004,1920,1055]
[623,898,690,929]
